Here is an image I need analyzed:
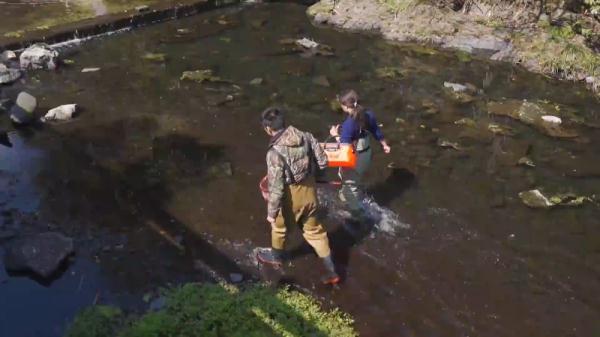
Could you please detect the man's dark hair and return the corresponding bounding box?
[261,107,286,131]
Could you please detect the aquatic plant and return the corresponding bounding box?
[64,283,357,337]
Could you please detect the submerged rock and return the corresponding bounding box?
[420,99,439,116]
[312,75,330,87]
[180,69,224,83]
[519,189,592,209]
[519,189,553,208]
[249,77,263,85]
[142,53,167,63]
[454,117,476,127]
[517,157,535,167]
[488,100,579,139]
[437,138,463,150]
[20,44,59,70]
[443,82,468,92]
[295,37,319,49]
[290,37,335,57]
[444,82,476,103]
[375,67,404,79]
[42,104,78,122]
[0,66,21,84]
[488,123,516,136]
[4,232,74,279]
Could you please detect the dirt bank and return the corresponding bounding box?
[307,0,600,94]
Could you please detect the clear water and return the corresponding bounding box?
[1,3,599,336]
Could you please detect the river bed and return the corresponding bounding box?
[1,3,599,337]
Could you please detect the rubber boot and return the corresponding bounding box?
[256,248,283,267]
[321,255,340,285]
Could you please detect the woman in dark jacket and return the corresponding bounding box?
[329,89,391,214]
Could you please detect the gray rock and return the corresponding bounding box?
[1,50,17,62]
[444,35,509,53]
[443,82,468,92]
[20,44,59,70]
[42,104,77,122]
[4,232,74,278]
[229,273,243,283]
[10,92,36,125]
[490,44,514,61]
[0,67,21,84]
[16,92,37,113]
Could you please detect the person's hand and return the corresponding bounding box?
[329,125,340,137]
[267,216,276,224]
[381,141,391,154]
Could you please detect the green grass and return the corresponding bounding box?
[65,306,122,337]
[65,283,357,337]
[514,22,600,80]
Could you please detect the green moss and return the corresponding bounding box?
[65,306,122,337]
[3,31,24,38]
[65,283,357,337]
[456,50,472,63]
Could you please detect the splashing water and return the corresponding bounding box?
[317,187,410,235]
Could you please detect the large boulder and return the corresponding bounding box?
[4,232,74,279]
[20,44,59,70]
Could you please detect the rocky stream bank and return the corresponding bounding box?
[308,0,600,95]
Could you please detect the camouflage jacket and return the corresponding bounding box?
[266,126,328,218]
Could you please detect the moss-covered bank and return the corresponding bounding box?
[64,283,357,337]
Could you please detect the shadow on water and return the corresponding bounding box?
[28,117,333,336]
[368,167,416,207]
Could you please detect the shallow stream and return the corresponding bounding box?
[1,3,599,336]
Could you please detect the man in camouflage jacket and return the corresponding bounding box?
[257,107,339,285]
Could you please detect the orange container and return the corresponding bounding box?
[320,142,356,168]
